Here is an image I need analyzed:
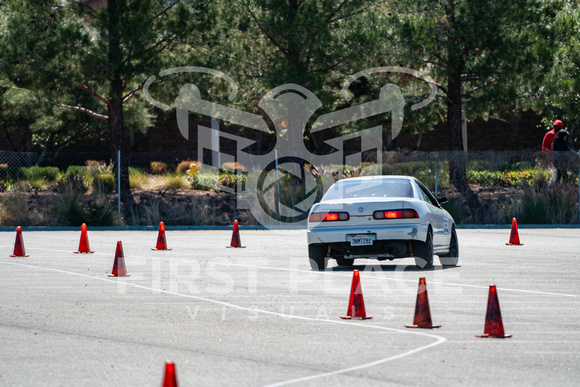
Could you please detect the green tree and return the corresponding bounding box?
[0,0,208,220]
[542,2,580,141]
[388,0,557,213]
[204,1,424,152]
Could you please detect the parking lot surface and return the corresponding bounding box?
[0,227,579,386]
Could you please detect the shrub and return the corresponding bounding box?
[12,180,36,192]
[221,162,246,172]
[85,160,112,177]
[52,173,89,194]
[92,173,116,194]
[129,167,146,189]
[150,161,168,175]
[0,179,10,192]
[191,171,217,191]
[0,193,33,226]
[52,189,117,226]
[65,165,87,176]
[19,166,60,182]
[177,160,199,174]
[516,185,578,224]
[163,176,190,190]
[218,171,246,191]
[466,170,550,187]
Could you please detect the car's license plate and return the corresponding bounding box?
[350,235,373,246]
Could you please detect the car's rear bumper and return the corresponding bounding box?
[307,224,428,245]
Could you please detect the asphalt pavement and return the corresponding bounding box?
[0,227,579,386]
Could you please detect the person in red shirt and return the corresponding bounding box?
[542,120,563,151]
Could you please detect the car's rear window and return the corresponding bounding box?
[322,179,413,200]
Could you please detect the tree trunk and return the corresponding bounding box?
[108,96,131,204]
[447,74,481,218]
[108,0,132,224]
[509,109,522,150]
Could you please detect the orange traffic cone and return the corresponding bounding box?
[226,220,245,248]
[74,223,94,253]
[108,241,130,277]
[341,270,372,320]
[476,285,512,338]
[152,221,172,251]
[405,277,441,329]
[506,217,523,245]
[10,226,29,257]
[161,361,178,387]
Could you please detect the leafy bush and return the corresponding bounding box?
[19,166,60,182]
[218,171,246,191]
[92,173,116,194]
[129,167,147,189]
[65,165,87,176]
[52,173,90,194]
[12,180,36,192]
[85,160,112,177]
[0,193,33,226]
[177,160,198,174]
[516,185,578,224]
[163,176,190,190]
[0,179,10,192]
[467,170,550,187]
[52,189,117,226]
[150,161,168,174]
[221,162,246,172]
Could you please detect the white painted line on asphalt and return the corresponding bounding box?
[20,246,580,298]
[212,261,580,298]
[0,260,446,385]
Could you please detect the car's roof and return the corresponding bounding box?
[333,175,416,183]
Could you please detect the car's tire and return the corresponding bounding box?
[414,229,434,269]
[335,255,354,267]
[439,228,459,266]
[309,245,328,270]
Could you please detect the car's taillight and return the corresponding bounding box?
[309,212,350,222]
[373,209,419,219]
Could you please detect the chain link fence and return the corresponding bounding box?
[0,150,578,227]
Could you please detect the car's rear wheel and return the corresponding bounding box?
[308,245,328,270]
[439,228,459,266]
[414,229,434,269]
[335,255,354,267]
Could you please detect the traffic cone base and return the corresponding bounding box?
[476,285,511,339]
[152,221,172,250]
[75,223,94,253]
[340,315,373,320]
[227,220,246,248]
[476,333,512,338]
[405,323,441,328]
[340,270,372,320]
[108,241,130,277]
[506,217,523,246]
[10,226,29,257]
[405,278,440,329]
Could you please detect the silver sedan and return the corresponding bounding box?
[306,175,458,270]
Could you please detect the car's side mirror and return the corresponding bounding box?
[437,197,448,205]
